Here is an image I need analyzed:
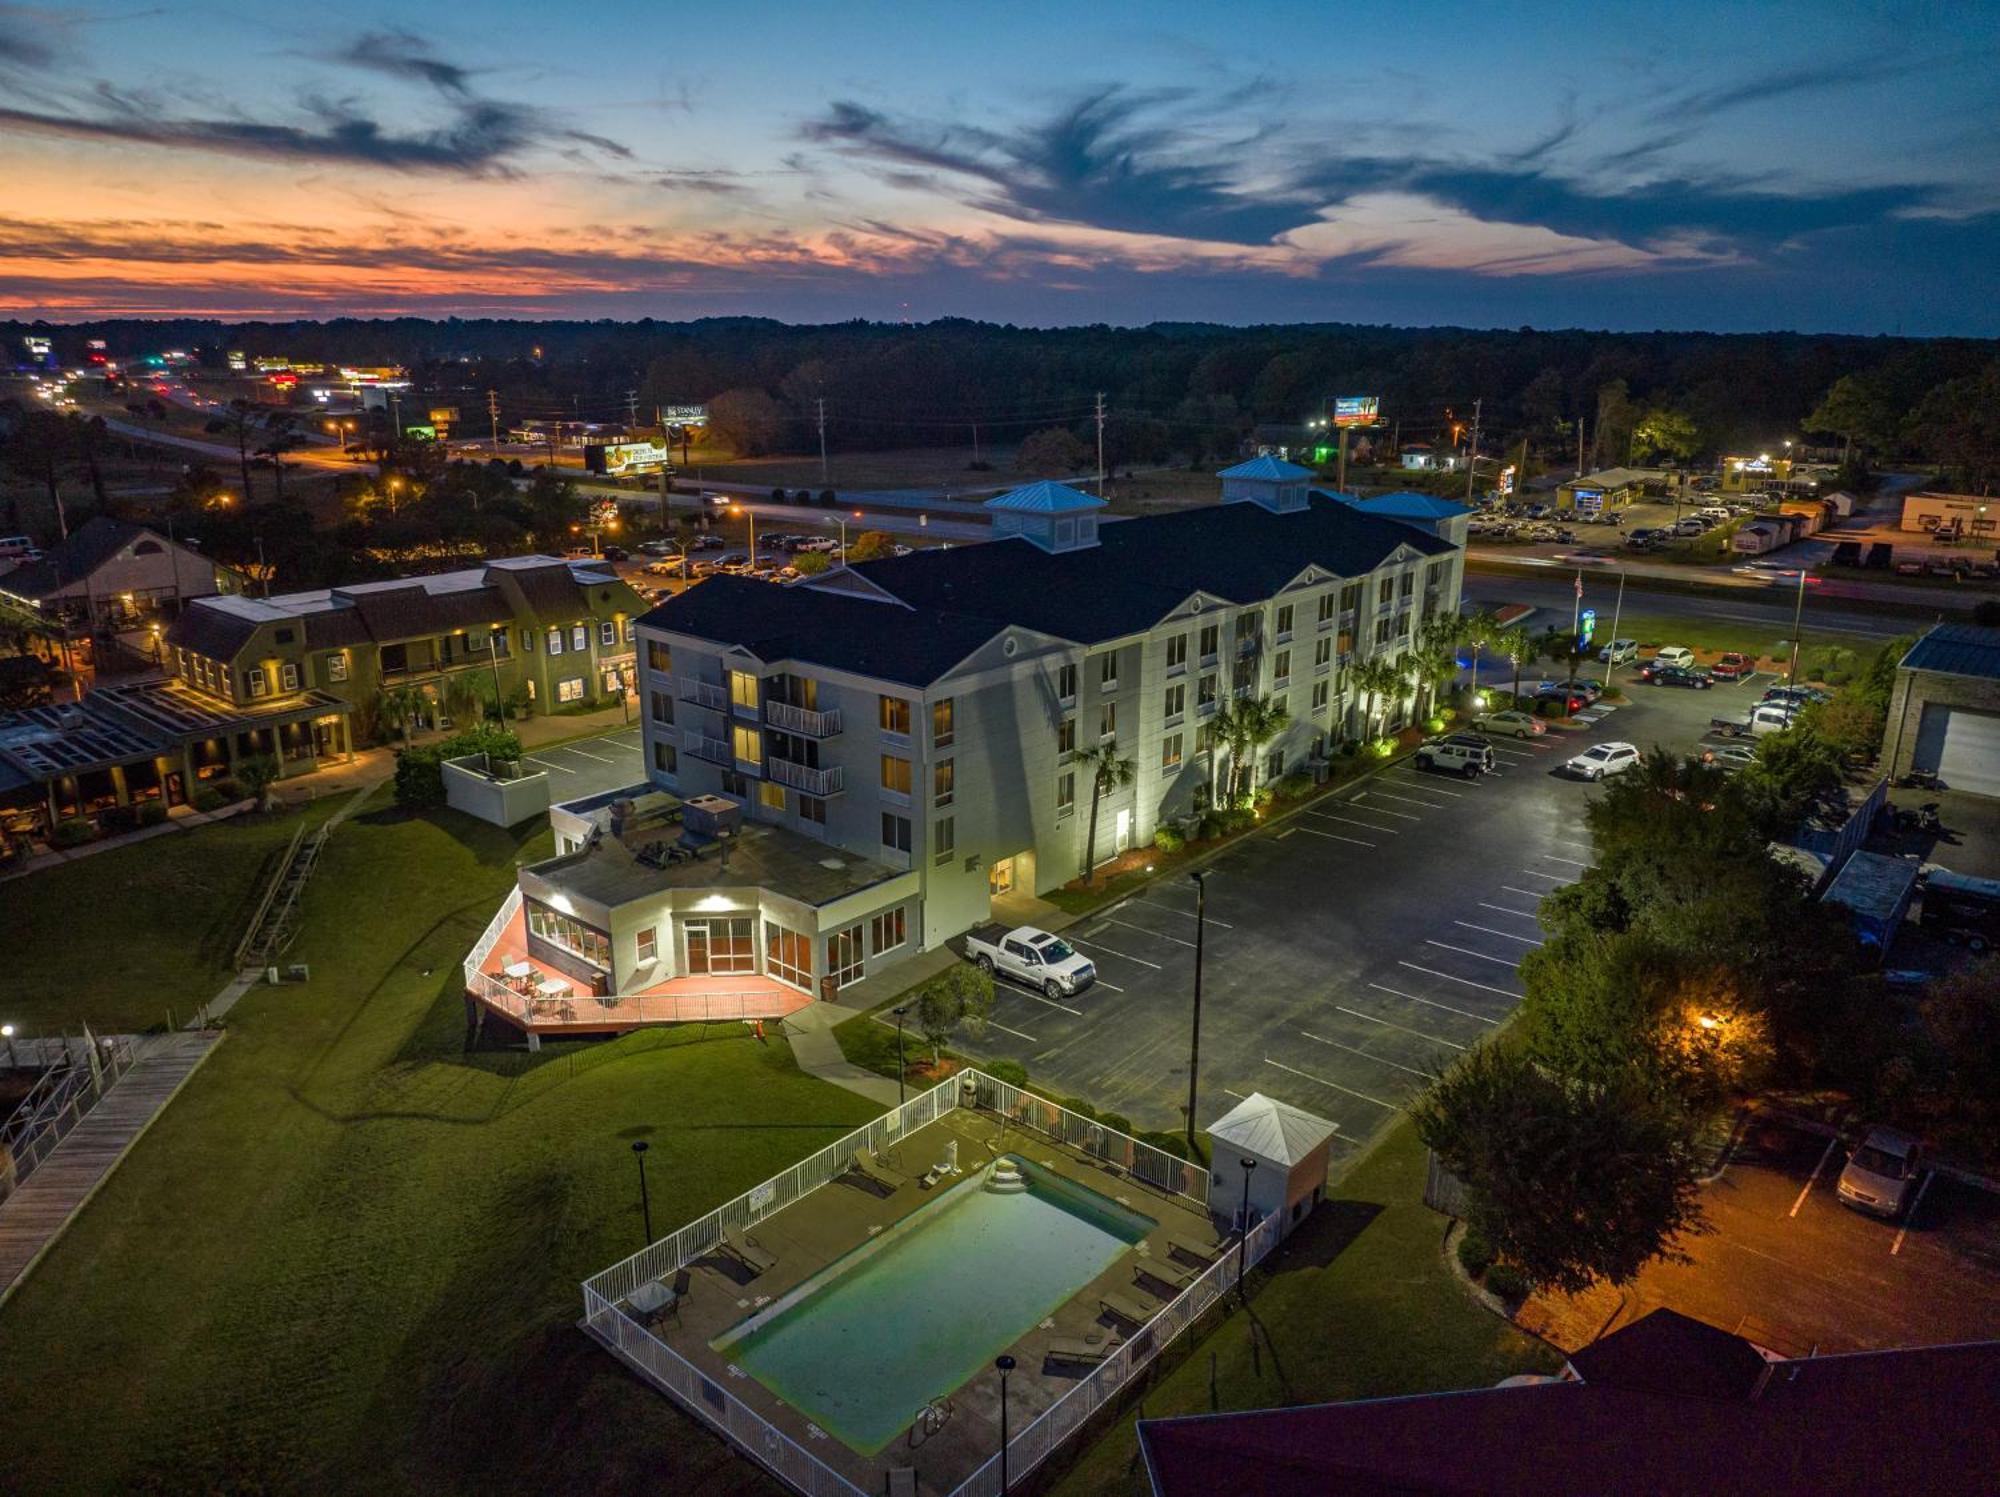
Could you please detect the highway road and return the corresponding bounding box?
[1466,569,1932,641]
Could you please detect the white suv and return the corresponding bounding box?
[1415,737,1496,779]
[1564,741,1640,781]
[1650,646,1696,670]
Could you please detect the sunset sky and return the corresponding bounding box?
[2,1,1996,331]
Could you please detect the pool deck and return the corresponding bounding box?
[619,1106,1225,1494]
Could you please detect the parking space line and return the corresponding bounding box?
[1891,1172,1936,1256]
[1484,743,1536,759]
[1300,1029,1434,1079]
[1390,775,1465,796]
[1426,939,1521,968]
[987,1018,1040,1043]
[522,756,565,771]
[1477,902,1541,919]
[1362,790,1446,811]
[1134,901,1233,929]
[1553,837,1595,852]
[1306,810,1401,834]
[1348,799,1421,820]
[563,747,620,765]
[1368,981,1499,1025]
[1500,886,1550,900]
[1397,963,1518,998]
[994,976,1085,1015]
[1264,1057,1399,1111]
[1455,921,1543,945]
[1104,916,1196,949]
[1337,1004,1465,1050]
[1068,938,1163,971]
[1789,1136,1841,1218]
[1295,826,1376,848]
[1519,868,1572,881]
[1540,855,1594,868]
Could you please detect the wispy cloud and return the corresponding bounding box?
[333,30,473,97]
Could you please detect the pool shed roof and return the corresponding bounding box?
[1218,455,1314,481]
[1207,1093,1337,1166]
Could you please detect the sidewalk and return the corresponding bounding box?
[783,1001,900,1107]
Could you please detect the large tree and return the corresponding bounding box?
[1806,373,1896,465]
[1015,426,1091,475]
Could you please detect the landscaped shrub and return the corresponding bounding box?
[1138,1129,1192,1160]
[1270,772,1313,800]
[1484,1262,1529,1301]
[983,1058,1029,1088]
[1153,825,1186,854]
[1057,1095,1099,1121]
[51,817,96,848]
[211,776,247,803]
[1096,1111,1135,1136]
[191,786,225,812]
[136,800,169,828]
[1251,785,1276,811]
[1220,807,1256,834]
[1197,811,1227,841]
[97,804,140,835]
[393,725,526,808]
[1457,1227,1496,1278]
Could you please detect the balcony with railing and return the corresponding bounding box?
[677,677,728,712]
[682,730,733,766]
[764,700,843,738]
[767,757,845,797]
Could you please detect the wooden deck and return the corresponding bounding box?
[0,1030,224,1306]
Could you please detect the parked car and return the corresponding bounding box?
[1598,638,1638,665]
[1762,684,1829,708]
[646,557,687,576]
[1708,702,1799,739]
[1700,742,1759,771]
[1564,741,1640,781]
[1710,652,1755,680]
[692,532,726,550]
[963,924,1096,999]
[1672,517,1708,537]
[1473,708,1545,738]
[1534,682,1592,714]
[1650,645,1696,669]
[1415,737,1496,779]
[1836,1126,1925,1219]
[638,539,676,556]
[1641,664,1714,689]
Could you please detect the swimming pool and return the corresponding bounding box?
[715,1155,1156,1454]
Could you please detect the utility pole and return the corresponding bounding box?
[1186,868,1209,1155]
[1094,390,1107,496]
[1463,397,1482,503]
[1604,567,1627,690]
[486,389,501,455]
[1577,420,1586,480]
[815,395,829,486]
[1516,434,1528,504]
[971,421,981,467]
[624,388,639,430]
[1787,567,1808,685]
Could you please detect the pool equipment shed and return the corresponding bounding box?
[1206,1093,1337,1238]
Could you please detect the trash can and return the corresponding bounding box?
[819,975,840,1005]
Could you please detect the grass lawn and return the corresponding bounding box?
[1599,612,1840,661]
[0,791,880,1497]
[1045,1120,1560,1497]
[5,797,348,1035]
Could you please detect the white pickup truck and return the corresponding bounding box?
[963,924,1097,999]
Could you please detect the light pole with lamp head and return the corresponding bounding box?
[631,1140,653,1245]
[1185,868,1209,1155]
[892,1003,910,1106]
[732,503,757,567]
[1786,565,1809,686]
[995,1353,1016,1494]
[1236,1156,1259,1298]
[2,1023,15,1068]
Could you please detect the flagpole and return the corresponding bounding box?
[1605,568,1627,690]
[1569,569,1582,695]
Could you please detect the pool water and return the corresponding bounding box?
[716,1156,1155,1454]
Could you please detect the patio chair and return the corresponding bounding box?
[722,1226,777,1277]
[1099,1290,1154,1332]
[1134,1257,1194,1297]
[1044,1334,1119,1373]
[1163,1233,1216,1268]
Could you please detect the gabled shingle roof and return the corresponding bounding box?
[0,517,159,600]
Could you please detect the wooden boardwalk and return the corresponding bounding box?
[0,1030,224,1306]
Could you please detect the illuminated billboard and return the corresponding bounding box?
[1333,396,1379,428]
[584,440,673,476]
[660,404,708,426]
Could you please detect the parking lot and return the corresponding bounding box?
[518,725,643,801]
[1523,1113,2000,1355]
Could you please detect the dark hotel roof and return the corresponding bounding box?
[1137,1309,2000,1497]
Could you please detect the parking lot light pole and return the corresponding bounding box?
[1787,566,1808,685]
[631,1140,653,1245]
[995,1354,1016,1494]
[1604,568,1627,690]
[1237,1157,1259,1301]
[893,1004,910,1106]
[1186,870,1210,1155]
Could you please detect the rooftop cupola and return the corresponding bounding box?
[983,479,1108,553]
[1218,454,1314,514]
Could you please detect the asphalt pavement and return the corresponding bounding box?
[517,726,643,801]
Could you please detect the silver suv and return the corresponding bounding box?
[1415,736,1495,779]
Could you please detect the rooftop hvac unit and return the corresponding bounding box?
[681,793,742,839]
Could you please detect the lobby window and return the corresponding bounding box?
[767,925,812,990]
[798,793,826,826]
[1162,732,1183,771]
[881,812,911,853]
[826,928,866,988]
[880,754,912,795]
[527,901,609,969]
[730,669,759,712]
[759,781,785,810]
[879,694,911,734]
[1165,633,1187,671]
[646,640,671,675]
[934,758,954,806]
[686,916,755,974]
[931,697,955,748]
[933,816,955,867]
[1056,770,1075,814]
[1056,663,1077,701]
[871,907,907,955]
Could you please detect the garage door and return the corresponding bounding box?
[1915,703,2000,799]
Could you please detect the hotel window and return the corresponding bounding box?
[649,691,673,725]
[1057,717,1076,755]
[1396,613,1411,638]
[931,697,955,748]
[1163,683,1185,721]
[1099,701,1117,740]
[527,902,610,969]
[280,662,299,692]
[1341,583,1362,613]
[732,724,762,764]
[798,793,826,826]
[826,928,866,988]
[1238,611,1260,642]
[652,741,677,775]
[521,627,535,652]
[1198,623,1219,660]
[1378,577,1393,607]
[933,816,955,867]
[1056,663,1077,701]
[558,677,584,703]
[871,907,907,955]
[466,631,488,654]
[1315,637,1333,669]
[730,670,759,711]
[1197,672,1217,708]
[759,781,786,810]
[934,758,954,806]
[1165,633,1187,672]
[1312,681,1329,713]
[1375,618,1393,645]
[1273,649,1291,683]
[246,670,269,699]
[1400,570,1415,599]
[546,626,565,656]
[1338,626,1355,656]
[635,926,658,965]
[879,694,911,734]
[1276,604,1294,638]
[1056,770,1075,813]
[1162,732,1183,771]
[325,652,349,683]
[1318,593,1336,625]
[571,623,588,651]
[881,812,911,853]
[767,925,812,990]
[1099,651,1119,687]
[880,754,912,794]
[686,916,755,974]
[645,640,672,675]
[600,620,616,648]
[491,630,511,660]
[721,770,749,798]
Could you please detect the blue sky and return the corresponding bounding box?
[1,0,1995,331]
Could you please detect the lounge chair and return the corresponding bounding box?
[1164,1233,1216,1268]
[1134,1256,1194,1296]
[1045,1333,1119,1368]
[1100,1289,1154,1331]
[723,1227,777,1276]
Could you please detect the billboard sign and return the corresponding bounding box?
[584,440,673,476]
[1333,396,1379,428]
[660,404,708,427]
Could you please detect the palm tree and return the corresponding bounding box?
[1459,608,1500,694]
[1350,656,1406,740]
[1076,740,1135,885]
[1409,646,1459,721]
[1211,694,1291,805]
[1496,626,1535,707]
[375,684,425,748]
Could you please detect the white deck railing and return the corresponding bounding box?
[468,969,799,1029]
[461,886,522,991]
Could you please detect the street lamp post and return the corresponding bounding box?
[631,1140,653,1244]
[1603,568,1627,691]
[732,504,757,566]
[1185,869,1209,1154]
[1786,565,1809,686]
[2,1023,15,1068]
[893,1003,910,1106]
[995,1354,1016,1494]
[1237,1156,1258,1301]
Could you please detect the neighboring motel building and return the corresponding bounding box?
[462,464,1467,1040]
